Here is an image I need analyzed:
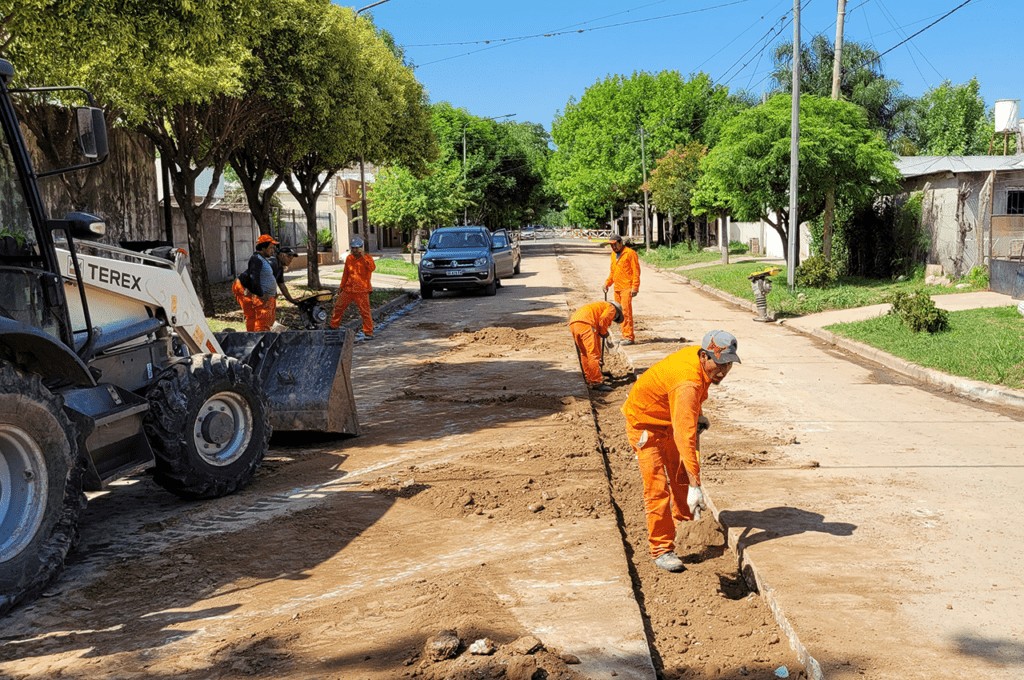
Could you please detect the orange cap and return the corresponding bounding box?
[256,234,279,246]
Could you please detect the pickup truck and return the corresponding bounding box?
[418,226,498,299]
[491,228,521,279]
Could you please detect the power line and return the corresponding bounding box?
[406,0,677,47]
[413,0,757,68]
[874,0,977,61]
[874,0,943,83]
[695,0,790,73]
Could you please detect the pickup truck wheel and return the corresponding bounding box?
[145,354,270,500]
[0,363,85,616]
[484,278,497,296]
[513,260,521,275]
[420,283,433,300]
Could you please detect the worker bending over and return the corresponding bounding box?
[621,330,740,572]
[569,300,623,391]
[329,237,376,339]
[602,234,640,345]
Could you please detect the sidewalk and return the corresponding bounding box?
[573,248,1024,679]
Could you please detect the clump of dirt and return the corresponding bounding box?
[410,632,585,680]
[453,327,536,347]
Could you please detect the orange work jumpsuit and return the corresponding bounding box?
[604,247,640,341]
[569,301,618,385]
[621,346,711,558]
[330,253,376,334]
[234,255,278,332]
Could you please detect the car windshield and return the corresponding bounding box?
[429,231,488,249]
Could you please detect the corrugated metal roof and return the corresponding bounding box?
[896,155,1024,178]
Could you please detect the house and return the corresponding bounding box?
[896,155,1024,294]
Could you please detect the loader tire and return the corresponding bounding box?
[0,363,85,616]
[144,354,270,500]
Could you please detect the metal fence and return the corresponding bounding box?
[275,209,333,250]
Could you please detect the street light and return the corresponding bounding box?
[356,0,391,13]
[462,113,515,225]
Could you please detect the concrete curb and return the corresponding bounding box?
[613,313,822,680]
[665,269,1024,412]
[706,496,825,680]
[338,291,416,335]
[783,322,1024,410]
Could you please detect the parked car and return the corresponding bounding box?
[418,226,498,299]
[491,228,521,278]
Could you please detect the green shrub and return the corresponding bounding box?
[888,290,949,333]
[964,265,989,289]
[796,254,839,288]
[728,240,749,255]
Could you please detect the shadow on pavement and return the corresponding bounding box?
[719,506,857,554]
[952,632,1024,666]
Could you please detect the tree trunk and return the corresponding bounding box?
[283,156,335,290]
[823,187,835,261]
[230,148,283,236]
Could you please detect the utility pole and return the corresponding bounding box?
[639,125,650,252]
[822,0,847,262]
[787,0,801,289]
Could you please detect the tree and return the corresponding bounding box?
[905,78,991,156]
[368,164,464,262]
[693,94,900,262]
[278,5,433,288]
[4,0,268,312]
[771,35,912,146]
[551,71,746,228]
[647,141,707,241]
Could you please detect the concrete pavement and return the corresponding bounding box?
[569,240,1024,679]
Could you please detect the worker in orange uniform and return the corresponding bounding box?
[569,300,623,391]
[233,234,280,332]
[621,330,740,572]
[329,237,376,339]
[602,234,640,345]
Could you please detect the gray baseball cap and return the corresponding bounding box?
[701,330,741,364]
[351,237,365,248]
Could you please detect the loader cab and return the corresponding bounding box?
[0,58,108,364]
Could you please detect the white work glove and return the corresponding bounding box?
[604,337,616,349]
[687,485,707,521]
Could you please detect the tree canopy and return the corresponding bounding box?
[647,141,707,224]
[694,94,900,261]
[369,102,552,242]
[771,35,912,146]
[903,78,991,156]
[550,71,745,227]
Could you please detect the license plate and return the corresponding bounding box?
[446,270,464,276]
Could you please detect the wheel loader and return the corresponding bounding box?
[0,59,359,615]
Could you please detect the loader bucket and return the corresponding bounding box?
[216,328,360,435]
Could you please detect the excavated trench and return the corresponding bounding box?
[556,244,805,680]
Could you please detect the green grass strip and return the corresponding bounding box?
[827,306,1024,389]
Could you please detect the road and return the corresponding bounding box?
[13,234,1014,679]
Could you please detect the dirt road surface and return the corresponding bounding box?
[0,241,804,679]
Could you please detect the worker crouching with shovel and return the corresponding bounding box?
[621,330,740,572]
[569,300,623,392]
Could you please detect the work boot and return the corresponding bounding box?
[620,339,635,346]
[653,551,685,573]
[591,383,613,392]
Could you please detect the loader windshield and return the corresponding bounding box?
[0,129,36,256]
[0,126,61,338]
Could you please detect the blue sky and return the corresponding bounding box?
[352,0,1019,131]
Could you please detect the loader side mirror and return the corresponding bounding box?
[64,212,106,239]
[75,106,108,160]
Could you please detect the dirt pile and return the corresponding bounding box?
[410,631,584,680]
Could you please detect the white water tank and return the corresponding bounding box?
[994,99,1020,133]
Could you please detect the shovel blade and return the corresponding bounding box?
[216,329,359,435]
